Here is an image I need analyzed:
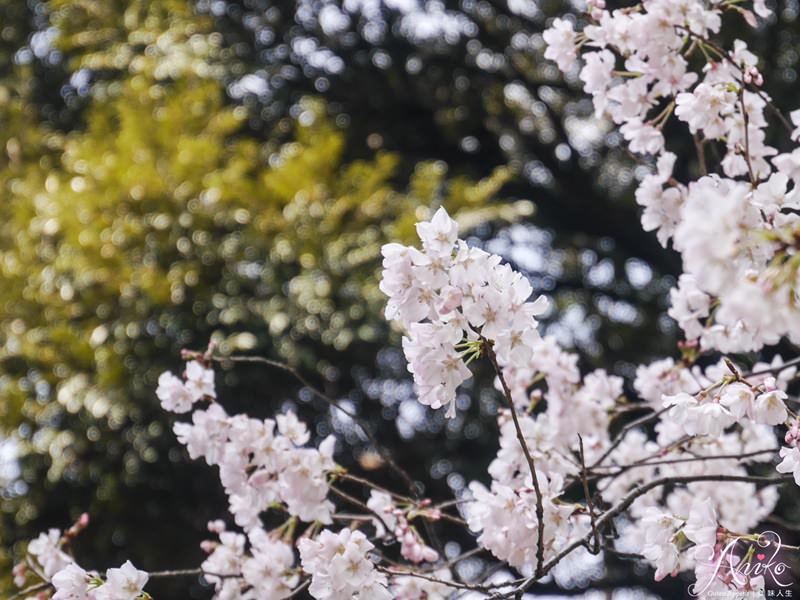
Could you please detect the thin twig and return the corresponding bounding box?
[589,405,668,470]
[739,89,758,186]
[148,568,203,578]
[330,485,395,535]
[744,356,800,378]
[764,514,800,533]
[285,579,311,598]
[337,472,413,503]
[378,565,519,593]
[9,582,50,600]
[591,447,777,474]
[485,342,545,579]
[578,435,601,555]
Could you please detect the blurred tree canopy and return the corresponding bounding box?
[3,0,800,597]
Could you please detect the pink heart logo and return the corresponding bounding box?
[757,553,766,561]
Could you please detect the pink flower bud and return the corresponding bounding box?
[422,547,439,562]
[207,520,226,533]
[12,563,27,587]
[425,508,442,521]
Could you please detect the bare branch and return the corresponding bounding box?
[591,447,776,475]
[744,356,800,378]
[9,582,50,600]
[377,565,521,593]
[589,405,669,470]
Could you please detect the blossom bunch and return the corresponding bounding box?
[466,470,582,571]
[366,490,440,564]
[380,206,548,417]
[662,359,795,437]
[199,520,299,599]
[544,0,800,355]
[156,359,216,413]
[160,361,337,530]
[298,528,391,600]
[174,404,337,530]
[22,527,148,600]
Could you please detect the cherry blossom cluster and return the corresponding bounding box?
[637,495,770,594]
[662,360,795,437]
[16,521,149,600]
[466,468,587,572]
[380,202,797,595]
[776,416,800,486]
[298,528,391,600]
[158,363,337,529]
[366,490,440,564]
[545,0,800,355]
[608,423,778,584]
[380,206,548,417]
[156,359,216,413]
[199,520,299,599]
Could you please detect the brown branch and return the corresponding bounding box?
[764,514,800,533]
[378,565,521,593]
[9,582,50,600]
[744,356,800,378]
[149,568,240,580]
[693,134,708,176]
[330,485,395,535]
[285,579,311,598]
[492,473,792,598]
[337,472,414,503]
[485,341,545,579]
[578,435,601,555]
[739,89,758,186]
[589,405,668,470]
[591,447,777,475]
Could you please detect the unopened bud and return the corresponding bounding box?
[422,546,440,562]
[66,512,90,538]
[743,67,763,87]
[13,563,27,587]
[207,520,226,533]
[785,421,800,447]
